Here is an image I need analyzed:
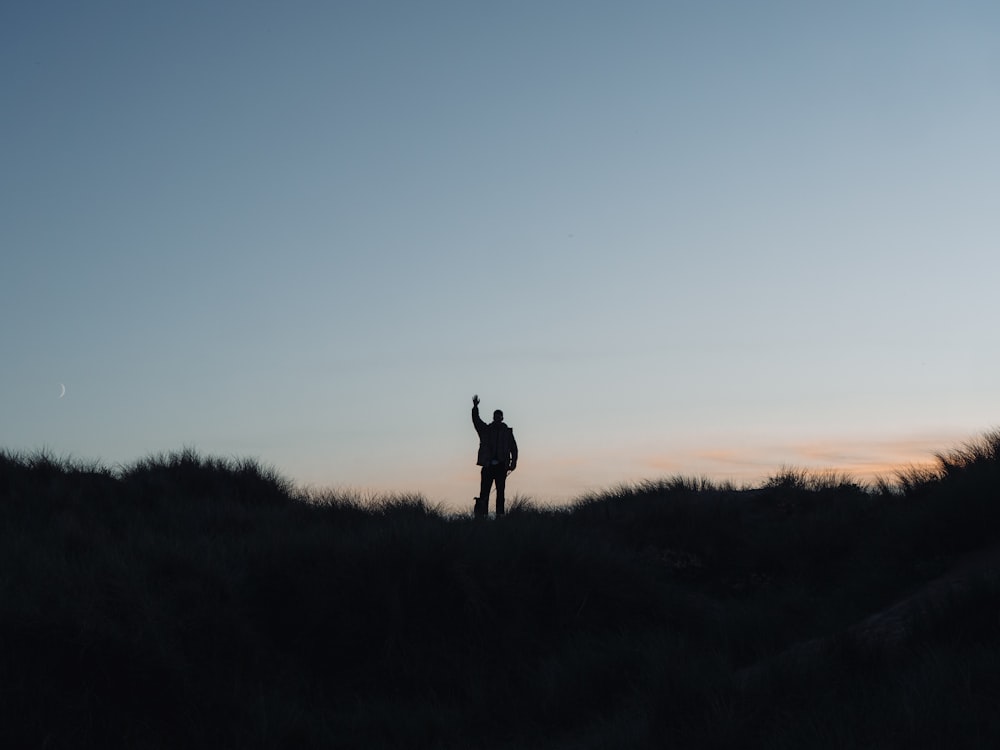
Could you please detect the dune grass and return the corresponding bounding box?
[2,434,1000,749]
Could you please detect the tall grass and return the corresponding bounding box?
[2,432,1000,748]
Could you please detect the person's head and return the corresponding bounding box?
[492,409,504,424]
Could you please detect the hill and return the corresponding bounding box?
[3,435,1000,749]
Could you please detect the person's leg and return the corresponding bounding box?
[476,468,491,517]
[494,468,507,516]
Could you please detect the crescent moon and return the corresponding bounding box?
[58,383,66,398]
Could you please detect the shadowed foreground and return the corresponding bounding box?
[3,435,1000,749]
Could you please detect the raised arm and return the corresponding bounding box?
[471,394,486,433]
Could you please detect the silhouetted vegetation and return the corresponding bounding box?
[3,434,1000,749]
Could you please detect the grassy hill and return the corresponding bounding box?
[3,435,1000,749]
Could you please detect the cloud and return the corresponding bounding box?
[640,432,966,484]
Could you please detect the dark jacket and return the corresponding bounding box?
[472,405,518,469]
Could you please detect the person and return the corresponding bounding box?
[471,394,518,517]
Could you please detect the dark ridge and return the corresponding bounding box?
[2,431,1000,749]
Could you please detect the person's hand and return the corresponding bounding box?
[508,463,516,473]
[472,394,480,407]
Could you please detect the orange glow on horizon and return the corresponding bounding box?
[641,434,961,486]
[295,431,981,511]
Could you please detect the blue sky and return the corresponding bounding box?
[3,1,999,508]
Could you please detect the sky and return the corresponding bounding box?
[3,1,999,509]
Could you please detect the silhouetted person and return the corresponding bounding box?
[471,394,518,517]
